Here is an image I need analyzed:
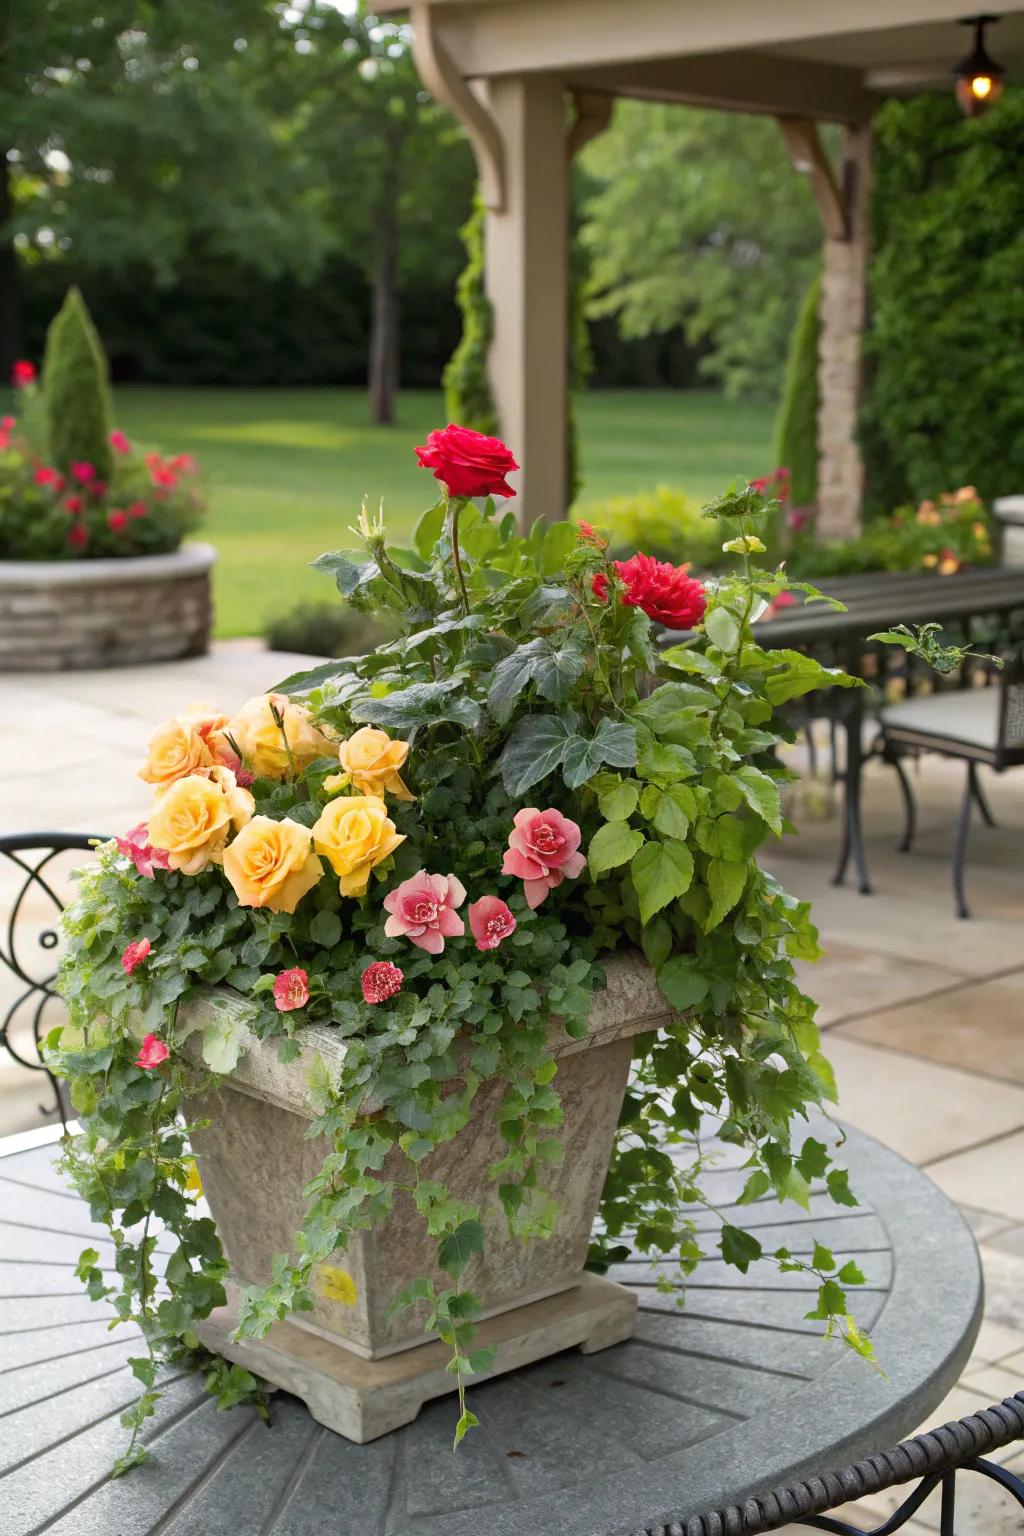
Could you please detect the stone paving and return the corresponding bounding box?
[2,646,1023,1533]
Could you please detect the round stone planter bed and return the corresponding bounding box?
[0,542,215,671]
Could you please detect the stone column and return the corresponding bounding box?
[817,124,872,540]
[483,74,569,527]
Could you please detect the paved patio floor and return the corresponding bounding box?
[2,646,1023,1533]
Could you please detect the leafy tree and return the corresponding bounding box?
[444,197,498,436]
[861,87,1024,510]
[578,101,824,400]
[43,285,114,477]
[773,271,821,506]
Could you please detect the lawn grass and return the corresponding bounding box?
[112,386,775,637]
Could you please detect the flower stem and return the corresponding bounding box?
[448,495,470,616]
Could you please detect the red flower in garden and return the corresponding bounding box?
[2,415,15,429]
[71,461,96,484]
[107,509,128,532]
[35,466,61,489]
[134,1033,169,1069]
[468,896,517,952]
[414,424,519,501]
[762,589,798,621]
[593,553,707,630]
[128,500,148,519]
[109,430,130,455]
[88,480,106,498]
[11,360,35,388]
[64,495,83,515]
[361,961,404,1005]
[121,937,152,975]
[115,823,171,879]
[273,968,310,1012]
[67,523,88,549]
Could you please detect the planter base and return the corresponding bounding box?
[195,1272,636,1444]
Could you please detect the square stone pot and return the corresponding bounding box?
[182,952,670,1438]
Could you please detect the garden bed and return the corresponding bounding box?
[0,542,215,671]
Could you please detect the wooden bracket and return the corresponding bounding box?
[410,3,505,211]
[778,116,847,241]
[567,90,613,160]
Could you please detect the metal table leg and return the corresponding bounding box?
[832,690,872,895]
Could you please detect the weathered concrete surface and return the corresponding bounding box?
[184,953,668,1359]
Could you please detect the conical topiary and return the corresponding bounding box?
[42,286,114,480]
[772,271,821,509]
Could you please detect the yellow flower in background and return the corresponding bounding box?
[311,795,405,897]
[148,774,237,874]
[228,693,334,779]
[140,717,214,786]
[329,727,414,801]
[922,553,939,569]
[222,816,323,913]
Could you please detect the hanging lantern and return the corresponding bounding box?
[953,15,1006,116]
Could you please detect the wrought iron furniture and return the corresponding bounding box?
[646,1390,1024,1534]
[0,833,99,1131]
[876,653,1024,918]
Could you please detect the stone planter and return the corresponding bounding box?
[0,543,215,671]
[182,953,670,1441]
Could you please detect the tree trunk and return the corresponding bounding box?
[368,195,399,427]
[0,153,22,379]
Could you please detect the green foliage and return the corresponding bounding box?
[54,460,875,1468]
[787,488,994,581]
[264,602,399,659]
[862,87,1024,510]
[773,272,821,507]
[574,485,728,571]
[579,102,826,400]
[868,622,1004,676]
[42,287,114,480]
[444,198,498,437]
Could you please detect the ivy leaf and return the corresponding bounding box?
[309,910,342,949]
[732,765,782,835]
[597,779,640,822]
[352,680,481,734]
[630,839,694,924]
[437,1218,486,1279]
[795,1137,830,1183]
[487,636,587,723]
[838,1260,868,1287]
[719,1224,762,1273]
[705,859,747,931]
[500,714,575,796]
[827,1169,859,1208]
[588,822,645,876]
[562,719,637,789]
[657,954,710,1011]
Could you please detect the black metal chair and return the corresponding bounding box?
[643,1390,1024,1534]
[0,833,100,1131]
[875,654,1024,918]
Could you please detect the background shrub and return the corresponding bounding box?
[265,601,399,657]
[574,485,728,571]
[42,287,114,480]
[773,272,820,507]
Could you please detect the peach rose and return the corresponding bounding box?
[327,727,413,801]
[222,816,323,913]
[178,704,238,768]
[311,795,405,898]
[139,717,214,786]
[228,693,334,780]
[147,773,246,875]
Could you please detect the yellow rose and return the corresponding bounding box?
[178,703,237,767]
[311,795,405,897]
[227,693,334,780]
[148,774,237,875]
[327,726,413,801]
[204,765,256,831]
[222,816,323,913]
[140,718,214,786]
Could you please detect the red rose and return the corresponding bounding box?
[273,968,310,1012]
[135,1033,169,1070]
[361,960,404,1004]
[593,553,706,629]
[107,509,128,532]
[11,360,35,388]
[121,937,152,975]
[414,424,519,501]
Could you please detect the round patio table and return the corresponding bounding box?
[0,1121,980,1536]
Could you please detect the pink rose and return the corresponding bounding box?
[468,896,517,951]
[34,466,61,488]
[107,509,127,532]
[71,461,96,484]
[501,808,586,909]
[134,1033,169,1069]
[128,500,148,519]
[273,967,309,1011]
[110,430,130,455]
[361,961,404,1003]
[115,823,171,879]
[383,871,466,954]
[121,937,152,975]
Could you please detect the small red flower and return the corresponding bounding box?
[135,1034,169,1070]
[35,466,60,488]
[121,937,152,975]
[593,553,706,630]
[64,495,83,515]
[11,360,35,388]
[68,523,88,549]
[107,508,128,532]
[127,499,148,519]
[592,571,608,602]
[115,824,171,879]
[109,430,130,455]
[577,520,608,550]
[273,967,310,1012]
[762,590,798,621]
[2,415,15,429]
[468,896,517,952]
[361,961,404,1004]
[71,461,96,484]
[88,479,107,498]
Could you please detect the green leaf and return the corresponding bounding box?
[630,839,693,924]
[795,1137,830,1183]
[762,649,860,706]
[500,714,574,796]
[811,1242,836,1272]
[732,765,782,835]
[201,1008,252,1076]
[588,821,645,876]
[640,914,673,971]
[352,680,481,734]
[413,498,446,560]
[487,637,587,723]
[309,910,342,949]
[657,955,710,1011]
[705,859,747,930]
[453,1408,480,1448]
[437,1219,486,1279]
[598,780,640,822]
[719,1224,762,1273]
[705,606,740,653]
[561,719,638,789]
[838,1260,868,1286]
[827,1169,859,1208]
